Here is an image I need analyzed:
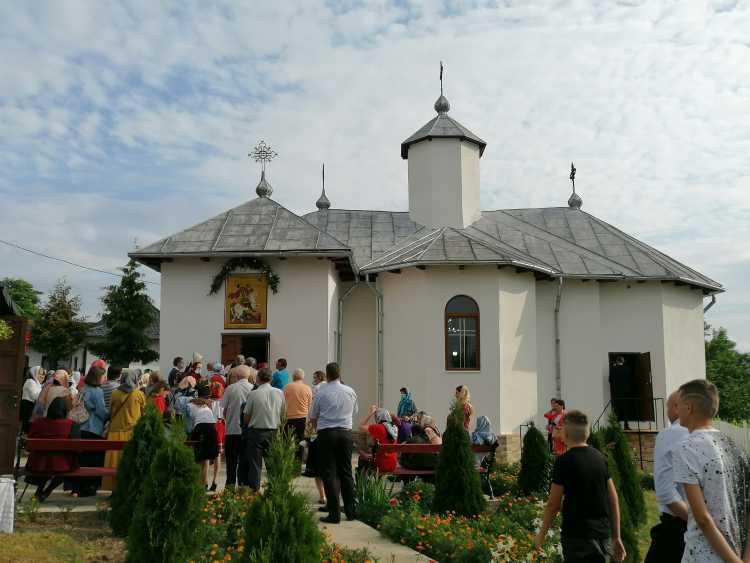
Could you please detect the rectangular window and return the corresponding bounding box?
[446,317,478,370]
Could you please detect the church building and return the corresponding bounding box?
[131,87,722,457]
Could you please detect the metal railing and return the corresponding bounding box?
[593,396,665,470]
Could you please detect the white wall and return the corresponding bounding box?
[535,282,558,428]
[380,266,537,435]
[160,257,335,380]
[661,284,707,394]
[341,284,378,413]
[407,139,481,229]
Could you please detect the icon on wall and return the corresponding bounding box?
[224,274,268,329]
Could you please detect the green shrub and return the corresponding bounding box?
[518,424,553,495]
[605,450,639,563]
[110,402,166,536]
[432,402,487,517]
[126,425,205,563]
[397,479,435,513]
[355,472,394,527]
[603,412,646,525]
[243,428,325,562]
[640,471,655,491]
[486,463,520,497]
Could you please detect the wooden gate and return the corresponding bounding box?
[0,316,26,475]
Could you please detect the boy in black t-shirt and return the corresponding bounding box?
[534,410,626,563]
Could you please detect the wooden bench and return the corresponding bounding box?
[15,438,197,500]
[368,441,498,498]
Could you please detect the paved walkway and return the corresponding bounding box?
[11,461,428,562]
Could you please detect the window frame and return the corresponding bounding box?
[444,295,481,372]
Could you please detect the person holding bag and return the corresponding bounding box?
[102,371,146,490]
[71,366,109,497]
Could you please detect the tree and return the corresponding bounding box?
[0,320,12,341]
[705,326,750,421]
[518,423,553,495]
[244,428,325,562]
[603,412,645,526]
[432,402,487,517]
[126,425,205,563]
[89,259,158,367]
[110,404,167,536]
[1,277,42,320]
[30,280,87,368]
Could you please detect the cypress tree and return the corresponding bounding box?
[244,428,325,562]
[110,403,166,536]
[518,424,553,495]
[126,425,205,562]
[432,402,487,517]
[603,412,645,525]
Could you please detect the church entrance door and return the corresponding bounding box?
[0,315,26,474]
[221,334,269,367]
[608,352,654,423]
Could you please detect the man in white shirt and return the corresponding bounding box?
[221,364,254,487]
[645,391,689,562]
[309,362,358,524]
[673,379,750,563]
[243,367,285,491]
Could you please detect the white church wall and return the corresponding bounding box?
[661,284,707,394]
[327,263,339,365]
[341,283,378,413]
[558,281,606,425]
[534,281,558,429]
[159,257,333,379]
[407,139,480,229]
[380,266,532,435]
[498,270,538,434]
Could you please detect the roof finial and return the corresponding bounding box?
[434,61,450,114]
[250,140,278,197]
[316,163,331,210]
[568,162,582,209]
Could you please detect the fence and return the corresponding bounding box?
[715,420,750,452]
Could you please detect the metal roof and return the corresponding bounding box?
[130,195,722,292]
[87,308,160,340]
[130,197,353,271]
[401,113,487,159]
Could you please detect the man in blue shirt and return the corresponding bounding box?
[271,358,289,389]
[309,362,358,524]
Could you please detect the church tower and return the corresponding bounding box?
[401,70,486,229]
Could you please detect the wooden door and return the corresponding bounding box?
[221,334,242,367]
[634,352,655,421]
[0,316,26,474]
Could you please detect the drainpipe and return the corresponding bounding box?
[364,274,384,407]
[703,294,717,314]
[336,281,361,365]
[553,277,564,399]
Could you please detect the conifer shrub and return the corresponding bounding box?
[109,402,166,536]
[432,402,487,517]
[603,412,646,525]
[518,423,553,495]
[126,425,205,563]
[243,427,325,562]
[605,448,639,563]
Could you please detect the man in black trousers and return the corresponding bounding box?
[309,362,359,524]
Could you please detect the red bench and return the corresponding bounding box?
[15,438,196,501]
[368,441,498,497]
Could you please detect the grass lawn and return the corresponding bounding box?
[636,489,660,557]
[1,512,124,563]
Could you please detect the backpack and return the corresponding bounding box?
[69,389,90,425]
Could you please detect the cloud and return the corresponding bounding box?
[1,0,748,350]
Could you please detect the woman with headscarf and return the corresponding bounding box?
[471,415,497,466]
[358,405,398,473]
[186,383,220,490]
[32,370,74,421]
[20,366,45,433]
[397,387,417,419]
[25,397,81,502]
[72,365,109,497]
[102,370,146,490]
[390,413,413,443]
[400,413,441,472]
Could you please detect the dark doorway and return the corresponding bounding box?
[608,352,654,422]
[0,315,26,474]
[221,333,269,367]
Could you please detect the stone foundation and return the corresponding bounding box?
[623,430,657,473]
[496,433,522,464]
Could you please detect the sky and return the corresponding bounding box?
[1,1,748,350]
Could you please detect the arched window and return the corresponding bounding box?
[445,295,480,371]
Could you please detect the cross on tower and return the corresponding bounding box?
[249,140,278,173]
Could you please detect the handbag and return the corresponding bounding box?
[69,389,90,424]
